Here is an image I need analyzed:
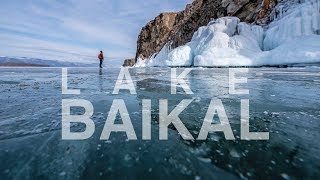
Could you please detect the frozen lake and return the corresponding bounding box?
[0,67,320,179]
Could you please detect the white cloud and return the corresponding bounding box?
[0,0,192,65]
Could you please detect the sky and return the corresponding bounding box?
[0,0,191,66]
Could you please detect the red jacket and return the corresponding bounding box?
[98,53,104,59]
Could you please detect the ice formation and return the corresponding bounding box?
[264,0,320,50]
[136,0,320,67]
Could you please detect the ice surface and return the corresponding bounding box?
[136,0,320,67]
[0,67,320,179]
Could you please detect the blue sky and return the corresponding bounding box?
[0,0,191,66]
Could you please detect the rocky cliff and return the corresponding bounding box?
[133,0,278,64]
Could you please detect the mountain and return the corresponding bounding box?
[0,57,96,67]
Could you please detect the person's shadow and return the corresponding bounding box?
[98,68,103,92]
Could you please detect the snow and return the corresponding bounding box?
[135,58,147,67]
[168,45,193,66]
[136,0,320,67]
[193,18,264,67]
[260,35,320,65]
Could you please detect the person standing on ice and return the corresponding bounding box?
[98,51,104,68]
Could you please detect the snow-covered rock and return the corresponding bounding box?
[136,0,320,67]
[168,45,193,66]
[136,17,264,67]
[193,18,264,66]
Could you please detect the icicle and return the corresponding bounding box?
[278,5,284,19]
